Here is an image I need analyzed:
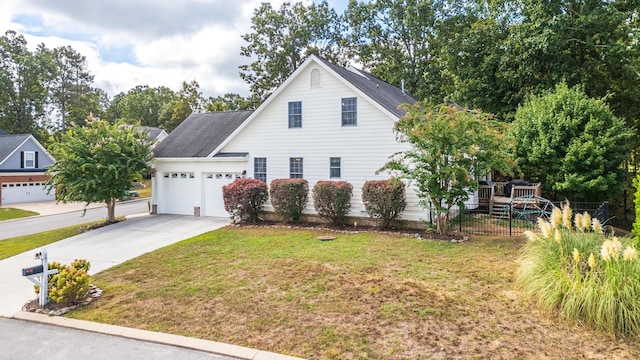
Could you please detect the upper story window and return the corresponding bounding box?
[254,157,267,183]
[310,69,321,88]
[23,151,35,168]
[288,101,302,128]
[289,157,303,179]
[341,97,357,126]
[330,157,341,179]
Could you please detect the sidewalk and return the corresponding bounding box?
[2,200,109,216]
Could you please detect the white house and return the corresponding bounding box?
[0,133,55,205]
[152,55,473,223]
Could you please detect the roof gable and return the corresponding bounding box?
[212,55,417,155]
[0,134,32,166]
[153,111,253,158]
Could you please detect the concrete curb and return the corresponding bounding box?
[13,311,305,360]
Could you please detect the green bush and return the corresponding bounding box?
[516,205,640,336]
[223,178,269,223]
[35,259,91,306]
[269,178,308,223]
[362,178,406,230]
[312,180,353,226]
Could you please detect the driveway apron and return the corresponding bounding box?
[0,214,230,317]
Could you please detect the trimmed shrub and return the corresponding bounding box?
[35,259,91,306]
[223,178,268,223]
[362,178,406,229]
[270,178,309,223]
[516,205,640,336]
[312,180,353,226]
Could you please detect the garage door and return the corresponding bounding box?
[160,172,195,215]
[1,182,55,204]
[202,172,241,217]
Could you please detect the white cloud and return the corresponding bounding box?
[1,0,337,99]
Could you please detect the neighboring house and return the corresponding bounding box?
[152,55,478,223]
[0,133,55,205]
[139,126,168,148]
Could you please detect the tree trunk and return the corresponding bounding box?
[106,198,116,223]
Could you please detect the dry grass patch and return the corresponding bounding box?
[68,227,640,359]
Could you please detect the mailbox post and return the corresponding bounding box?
[21,249,58,306]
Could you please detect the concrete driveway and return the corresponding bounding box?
[0,214,230,317]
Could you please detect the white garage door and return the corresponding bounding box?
[160,172,195,215]
[1,182,55,204]
[202,172,241,217]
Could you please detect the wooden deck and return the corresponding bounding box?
[479,182,542,218]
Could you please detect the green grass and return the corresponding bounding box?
[0,221,104,260]
[67,226,640,359]
[0,207,38,221]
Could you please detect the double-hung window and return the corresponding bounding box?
[288,101,302,128]
[330,157,341,179]
[289,157,303,178]
[254,158,267,183]
[341,97,357,126]
[23,151,35,168]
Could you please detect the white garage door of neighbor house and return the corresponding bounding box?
[160,172,195,215]
[203,172,241,217]
[1,182,55,204]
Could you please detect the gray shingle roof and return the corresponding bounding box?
[0,134,29,163]
[153,111,253,158]
[316,57,417,117]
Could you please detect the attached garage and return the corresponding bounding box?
[158,172,196,215]
[1,181,55,204]
[202,172,242,217]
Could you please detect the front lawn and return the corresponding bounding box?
[0,207,38,221]
[68,227,640,359]
[0,220,110,260]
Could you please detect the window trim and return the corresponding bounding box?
[23,151,35,169]
[254,157,267,183]
[330,157,341,179]
[288,101,302,128]
[289,157,304,179]
[341,97,357,126]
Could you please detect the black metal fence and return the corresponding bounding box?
[428,201,610,237]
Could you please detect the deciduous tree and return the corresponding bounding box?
[508,83,632,202]
[47,115,153,223]
[381,103,515,234]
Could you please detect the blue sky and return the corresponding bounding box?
[1,0,350,99]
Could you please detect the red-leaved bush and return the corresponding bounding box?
[270,178,309,223]
[223,178,268,222]
[312,180,353,226]
[362,178,406,229]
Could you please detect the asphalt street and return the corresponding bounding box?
[0,199,149,240]
[0,318,233,360]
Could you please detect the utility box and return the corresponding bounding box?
[22,265,44,276]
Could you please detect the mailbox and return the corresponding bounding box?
[22,265,44,276]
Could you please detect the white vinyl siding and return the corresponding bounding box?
[221,60,426,221]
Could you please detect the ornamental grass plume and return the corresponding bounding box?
[600,237,622,261]
[581,212,592,232]
[574,213,584,231]
[573,248,580,263]
[623,246,638,262]
[562,202,573,229]
[592,218,603,234]
[551,207,562,229]
[555,228,562,244]
[517,204,640,337]
[588,253,596,270]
